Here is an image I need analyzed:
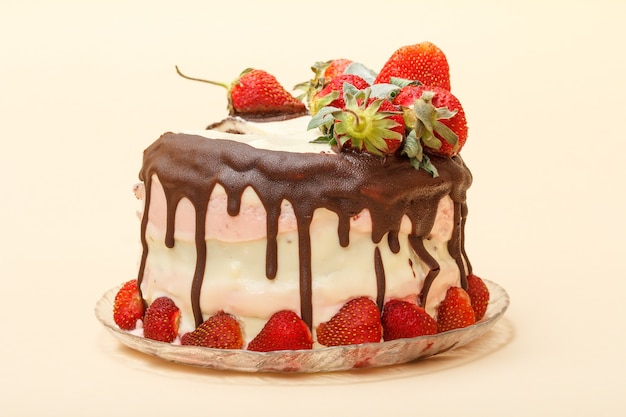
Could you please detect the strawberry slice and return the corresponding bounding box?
[316,297,382,347]
[247,310,313,352]
[143,297,181,343]
[113,279,145,330]
[436,287,476,333]
[381,299,437,341]
[466,274,490,321]
[180,311,244,349]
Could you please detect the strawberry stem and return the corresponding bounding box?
[175,65,230,90]
[343,108,361,129]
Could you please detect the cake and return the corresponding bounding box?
[110,41,491,353]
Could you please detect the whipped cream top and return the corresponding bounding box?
[181,116,331,153]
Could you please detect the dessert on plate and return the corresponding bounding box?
[109,41,493,355]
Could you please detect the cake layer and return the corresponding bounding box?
[135,120,473,342]
[139,186,463,340]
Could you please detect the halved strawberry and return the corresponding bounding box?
[247,310,313,352]
[466,274,490,321]
[436,287,476,333]
[316,297,382,347]
[381,299,437,341]
[374,41,451,90]
[176,66,307,121]
[143,297,181,343]
[180,311,244,349]
[113,279,145,330]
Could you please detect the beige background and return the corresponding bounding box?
[1,0,625,415]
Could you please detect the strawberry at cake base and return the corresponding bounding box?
[134,117,473,345]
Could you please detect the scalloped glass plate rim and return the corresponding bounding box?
[95,280,509,373]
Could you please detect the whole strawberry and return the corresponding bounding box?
[143,297,181,343]
[247,310,313,352]
[321,58,353,82]
[113,279,145,331]
[436,287,476,333]
[316,297,382,347]
[309,73,370,116]
[310,88,406,156]
[176,66,307,121]
[374,41,451,90]
[394,85,467,157]
[180,311,244,349]
[466,274,490,321]
[294,58,354,108]
[381,299,437,341]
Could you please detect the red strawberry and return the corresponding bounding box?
[180,311,244,349]
[381,299,437,341]
[322,58,353,82]
[466,274,490,321]
[310,73,370,116]
[176,66,307,121]
[113,279,145,331]
[337,96,405,155]
[310,85,406,156]
[316,297,382,346]
[394,85,467,157]
[436,287,476,333]
[247,310,313,352]
[295,59,354,108]
[143,297,181,343]
[374,41,451,90]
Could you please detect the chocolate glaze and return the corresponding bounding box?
[137,132,473,329]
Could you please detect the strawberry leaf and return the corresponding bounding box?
[402,130,424,161]
[310,135,334,144]
[389,77,422,88]
[342,82,362,98]
[344,62,377,84]
[403,130,439,177]
[307,105,340,130]
[433,120,459,147]
[421,129,443,150]
[419,155,439,177]
[369,83,401,100]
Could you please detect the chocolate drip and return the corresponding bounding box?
[265,205,280,279]
[337,214,351,247]
[138,133,472,329]
[136,175,151,308]
[387,231,400,254]
[449,202,468,290]
[295,207,314,329]
[460,202,473,276]
[374,247,386,311]
[409,235,441,307]
[191,201,209,326]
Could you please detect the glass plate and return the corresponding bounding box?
[95,280,509,373]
